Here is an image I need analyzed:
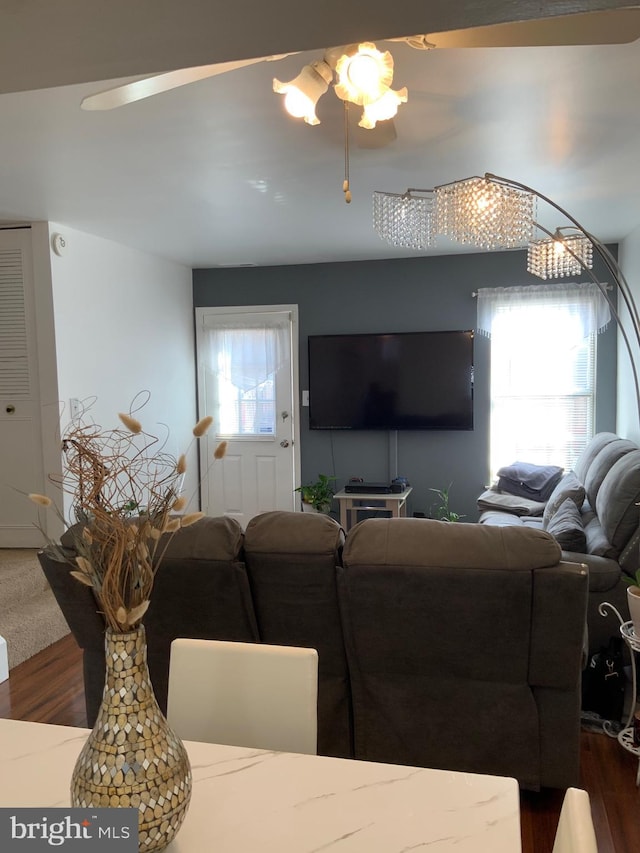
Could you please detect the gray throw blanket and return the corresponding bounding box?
[497,462,564,502]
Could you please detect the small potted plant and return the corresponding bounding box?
[623,569,640,637]
[428,484,465,522]
[295,474,336,514]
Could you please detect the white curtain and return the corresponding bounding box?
[478,281,609,474]
[476,282,611,339]
[203,316,290,437]
[207,319,289,392]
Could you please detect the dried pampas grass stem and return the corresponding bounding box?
[34,403,215,632]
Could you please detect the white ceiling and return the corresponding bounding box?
[2,12,640,268]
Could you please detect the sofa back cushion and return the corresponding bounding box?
[596,450,640,556]
[338,517,569,788]
[583,438,637,508]
[344,516,561,572]
[160,514,244,560]
[145,516,260,714]
[341,518,560,691]
[572,432,620,484]
[147,517,258,648]
[243,510,351,758]
[583,515,617,559]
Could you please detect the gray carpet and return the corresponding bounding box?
[0,549,70,669]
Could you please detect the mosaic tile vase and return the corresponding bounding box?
[71,626,192,851]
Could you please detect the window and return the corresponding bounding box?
[477,283,611,477]
[203,318,290,439]
[214,330,277,436]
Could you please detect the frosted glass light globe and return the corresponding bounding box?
[347,54,382,97]
[284,89,314,119]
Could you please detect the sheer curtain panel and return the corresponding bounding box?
[477,283,611,477]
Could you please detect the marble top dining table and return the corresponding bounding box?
[0,718,522,851]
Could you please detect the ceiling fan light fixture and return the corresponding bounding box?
[435,176,536,250]
[334,42,395,106]
[359,87,408,129]
[273,60,332,125]
[527,231,594,279]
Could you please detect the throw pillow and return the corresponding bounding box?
[542,471,586,526]
[545,497,587,553]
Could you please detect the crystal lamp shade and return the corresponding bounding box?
[373,191,435,249]
[527,233,594,279]
[435,177,537,250]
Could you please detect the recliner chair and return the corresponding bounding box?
[337,517,589,790]
[243,510,352,758]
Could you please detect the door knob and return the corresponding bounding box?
[5,404,15,414]
[280,439,290,448]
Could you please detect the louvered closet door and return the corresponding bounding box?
[0,229,45,547]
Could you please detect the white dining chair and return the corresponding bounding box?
[167,638,318,754]
[552,787,598,853]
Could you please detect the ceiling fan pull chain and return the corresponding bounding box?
[343,101,352,204]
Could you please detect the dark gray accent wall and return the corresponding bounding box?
[193,248,617,522]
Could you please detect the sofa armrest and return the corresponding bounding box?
[529,561,588,688]
[561,550,621,593]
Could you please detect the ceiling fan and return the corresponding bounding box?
[80,9,640,114]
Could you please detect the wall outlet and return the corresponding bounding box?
[69,398,81,420]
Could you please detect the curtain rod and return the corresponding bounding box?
[471,283,613,297]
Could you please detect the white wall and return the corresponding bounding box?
[617,226,640,443]
[46,223,199,517]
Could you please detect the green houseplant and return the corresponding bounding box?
[295,474,336,513]
[428,484,465,522]
[622,568,640,588]
[623,569,640,636]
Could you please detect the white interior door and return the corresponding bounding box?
[196,305,300,527]
[0,228,46,547]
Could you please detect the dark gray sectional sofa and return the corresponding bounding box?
[40,510,587,791]
[478,432,640,653]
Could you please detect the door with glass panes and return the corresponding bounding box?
[195,305,299,526]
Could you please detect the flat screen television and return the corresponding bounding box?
[308,330,474,430]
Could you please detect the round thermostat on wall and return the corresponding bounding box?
[51,233,66,256]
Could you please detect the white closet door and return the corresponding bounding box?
[0,228,46,547]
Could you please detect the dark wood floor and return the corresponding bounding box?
[1,633,639,851]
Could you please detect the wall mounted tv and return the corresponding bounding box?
[308,330,474,431]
